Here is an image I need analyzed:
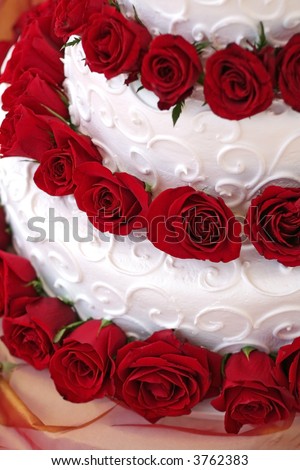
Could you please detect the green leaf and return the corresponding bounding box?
[256,22,268,50]
[108,0,121,12]
[53,319,87,344]
[221,353,231,376]
[193,41,211,55]
[269,351,277,361]
[26,278,45,296]
[40,105,72,126]
[61,37,81,50]
[172,101,185,126]
[145,183,152,193]
[58,296,74,307]
[242,346,256,359]
[132,5,144,26]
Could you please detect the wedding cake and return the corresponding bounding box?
[0,0,300,449]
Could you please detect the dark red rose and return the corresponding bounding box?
[0,250,37,317]
[255,45,279,89]
[49,319,127,403]
[1,70,68,119]
[211,350,295,434]
[81,6,151,82]
[278,34,300,111]
[0,17,63,86]
[204,43,274,120]
[114,329,222,423]
[0,105,56,159]
[54,0,107,42]
[277,337,300,411]
[244,185,300,266]
[73,162,151,235]
[141,34,203,110]
[33,121,102,196]
[0,207,11,251]
[2,297,78,370]
[147,186,241,263]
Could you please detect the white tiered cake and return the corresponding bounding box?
[1,0,300,449]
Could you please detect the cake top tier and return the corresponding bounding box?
[120,0,300,45]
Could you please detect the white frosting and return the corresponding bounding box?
[1,157,300,354]
[64,41,300,215]
[120,0,300,46]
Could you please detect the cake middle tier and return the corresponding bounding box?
[64,41,300,215]
[1,157,300,355]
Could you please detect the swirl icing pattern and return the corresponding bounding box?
[1,158,300,354]
[119,0,300,45]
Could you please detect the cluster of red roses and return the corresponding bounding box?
[0,215,299,433]
[55,0,300,123]
[0,0,299,268]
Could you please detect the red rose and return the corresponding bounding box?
[0,17,63,86]
[211,350,295,434]
[147,186,241,263]
[0,105,56,159]
[141,34,203,110]
[204,43,273,120]
[49,319,127,403]
[0,207,11,251]
[0,250,37,317]
[33,121,102,196]
[278,34,300,111]
[114,329,222,423]
[81,6,151,82]
[277,337,300,411]
[1,70,68,119]
[2,297,78,370]
[255,45,279,89]
[244,185,300,266]
[54,0,107,42]
[73,162,151,235]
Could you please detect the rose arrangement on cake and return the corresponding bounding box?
[1,0,300,439]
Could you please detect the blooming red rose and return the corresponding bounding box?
[73,162,151,235]
[33,120,102,196]
[49,319,127,403]
[114,329,222,423]
[244,185,300,266]
[0,207,11,251]
[0,250,37,317]
[81,6,151,82]
[1,70,68,119]
[211,350,295,434]
[204,43,274,120]
[278,34,300,111]
[277,337,300,411]
[147,186,241,262]
[0,16,63,86]
[141,34,203,110]
[54,0,107,42]
[0,105,56,159]
[2,297,78,370]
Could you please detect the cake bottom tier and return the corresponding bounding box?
[1,321,300,450]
